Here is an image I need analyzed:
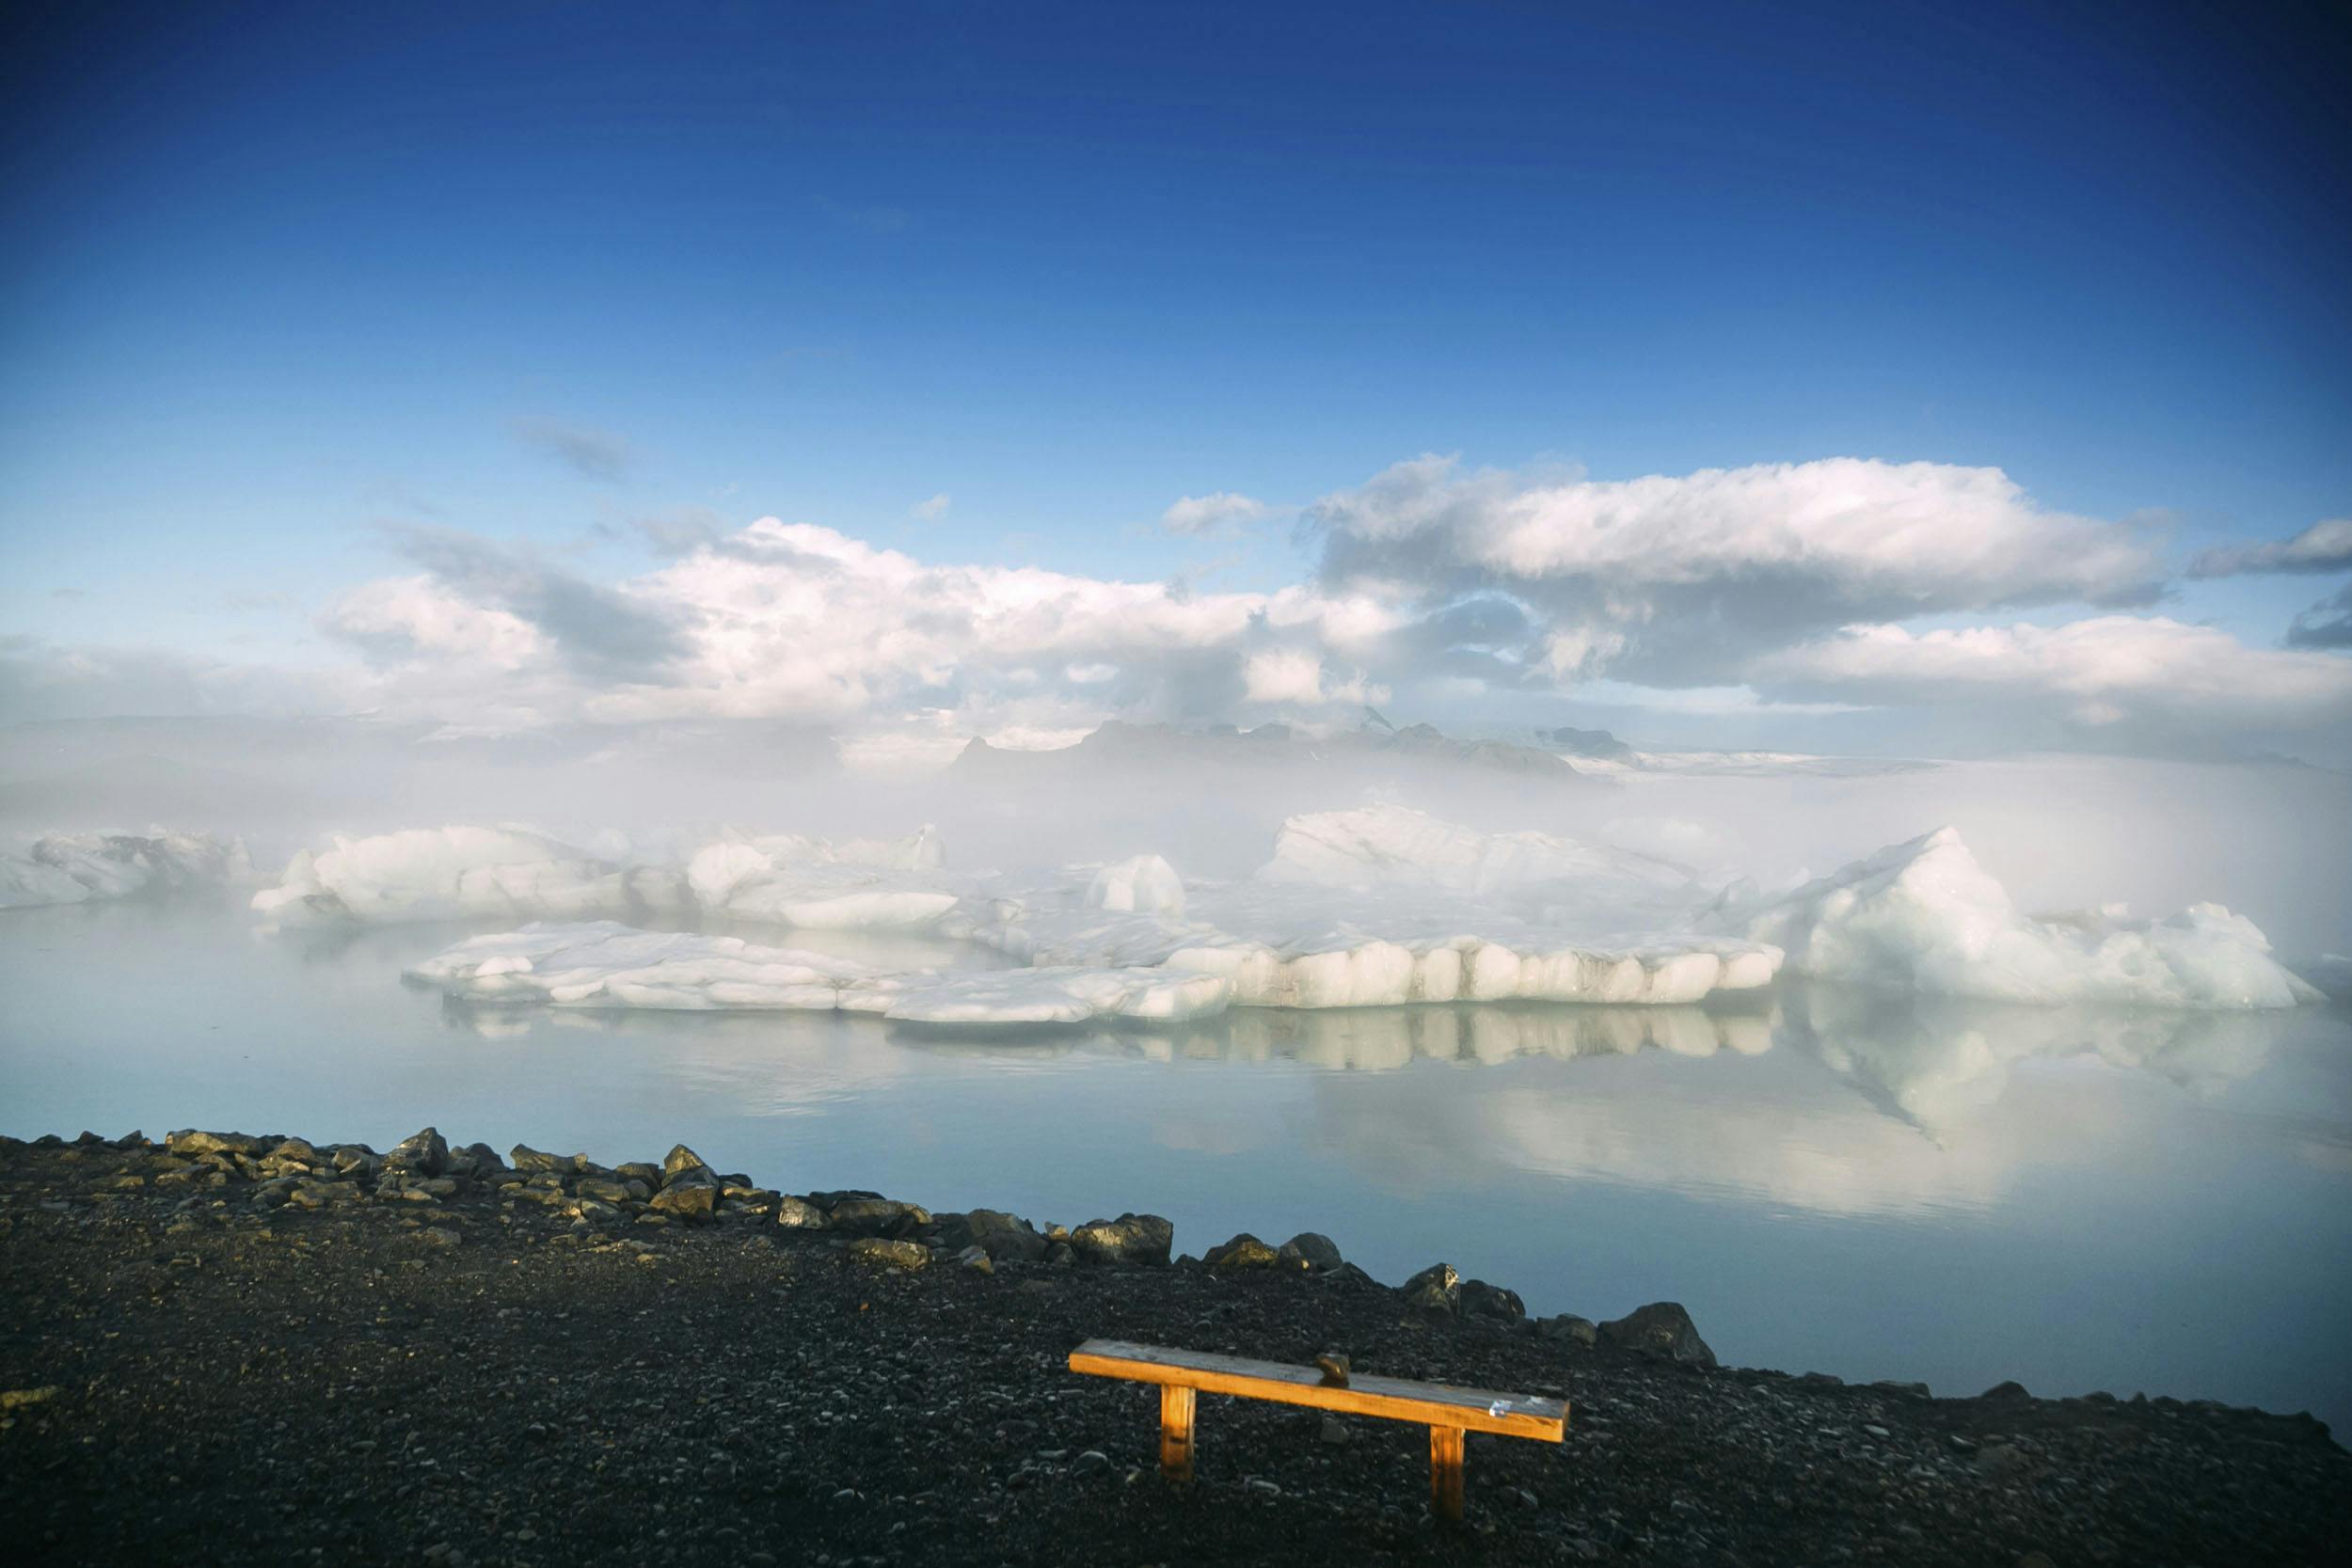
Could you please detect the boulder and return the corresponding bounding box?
[773,1196,830,1230]
[576,1178,640,1205]
[1278,1232,1343,1272]
[648,1177,717,1220]
[960,1209,1049,1262]
[1068,1213,1173,1267]
[615,1162,663,1186]
[660,1145,709,1181]
[1597,1302,1715,1369]
[383,1127,448,1177]
[847,1238,930,1271]
[510,1145,584,1176]
[1459,1279,1525,1323]
[806,1188,882,1210]
[1401,1262,1460,1315]
[826,1197,930,1238]
[1204,1233,1282,1272]
[1535,1314,1597,1346]
[165,1131,262,1158]
[955,1244,993,1275]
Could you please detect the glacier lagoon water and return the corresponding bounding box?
[6,895,2350,1433]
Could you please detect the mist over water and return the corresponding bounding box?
[4,720,2349,1429]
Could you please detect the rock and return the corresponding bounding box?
[955,1244,993,1274]
[825,1197,930,1238]
[447,1142,505,1177]
[1977,1443,2028,1478]
[1068,1212,1173,1266]
[576,1178,639,1205]
[614,1161,662,1186]
[1320,1417,1350,1446]
[1536,1314,1597,1346]
[961,1209,1049,1262]
[1045,1243,1076,1268]
[1314,1353,1350,1386]
[648,1180,716,1221]
[1871,1380,1932,1401]
[1204,1233,1281,1272]
[846,1238,930,1271]
[1278,1232,1343,1271]
[415,1226,462,1248]
[1459,1279,1525,1323]
[0,1386,60,1411]
[165,1131,262,1158]
[660,1144,708,1181]
[510,1145,583,1176]
[1071,1449,1110,1476]
[266,1137,320,1164]
[1401,1262,1459,1316]
[383,1127,448,1177]
[1597,1302,1715,1369]
[773,1196,830,1230]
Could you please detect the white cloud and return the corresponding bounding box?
[1161,491,1269,535]
[1752,616,2352,737]
[1309,454,2163,685]
[2189,517,2352,578]
[911,492,951,521]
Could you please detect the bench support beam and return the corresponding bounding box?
[1429,1424,1465,1523]
[1159,1384,1196,1482]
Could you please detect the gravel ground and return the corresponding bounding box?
[2,1128,2344,1567]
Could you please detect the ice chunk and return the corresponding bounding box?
[683,826,961,929]
[1725,828,2320,1009]
[251,826,688,926]
[1085,854,1185,917]
[405,921,1234,1028]
[1260,804,1693,898]
[0,830,250,910]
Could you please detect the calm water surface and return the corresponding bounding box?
[6,897,2349,1432]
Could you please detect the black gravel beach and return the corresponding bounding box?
[2,1127,2344,1567]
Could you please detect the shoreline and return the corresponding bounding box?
[4,1125,2345,1565]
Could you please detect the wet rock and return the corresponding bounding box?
[1068,1212,1173,1266]
[773,1196,830,1230]
[165,1131,262,1158]
[1204,1233,1281,1272]
[1597,1302,1715,1369]
[1278,1232,1343,1272]
[846,1238,930,1271]
[1535,1314,1597,1346]
[383,1127,448,1177]
[1459,1279,1525,1323]
[826,1197,930,1238]
[509,1145,583,1176]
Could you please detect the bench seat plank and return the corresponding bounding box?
[1069,1338,1566,1440]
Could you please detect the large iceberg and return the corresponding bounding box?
[951,806,1781,1008]
[684,826,961,930]
[1,830,250,910]
[1721,828,2319,1010]
[251,826,689,927]
[406,921,1232,1026]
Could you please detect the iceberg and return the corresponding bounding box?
[0,830,250,910]
[684,826,961,930]
[1723,828,2319,1010]
[250,826,689,927]
[405,920,1234,1027]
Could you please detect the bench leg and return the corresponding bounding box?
[1159,1385,1196,1482]
[1429,1424,1465,1522]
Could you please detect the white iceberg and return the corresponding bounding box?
[250,826,689,927]
[0,830,250,910]
[683,825,961,930]
[1724,828,2319,1010]
[405,920,1234,1027]
[951,806,1781,1008]
[1085,854,1186,917]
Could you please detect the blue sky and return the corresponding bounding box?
[2,0,2347,756]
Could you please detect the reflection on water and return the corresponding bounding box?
[4,898,2350,1432]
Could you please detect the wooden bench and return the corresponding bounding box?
[1068,1338,1567,1520]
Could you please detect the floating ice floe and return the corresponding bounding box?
[250,826,689,927]
[405,921,1233,1026]
[0,830,251,910]
[1718,828,2320,1010]
[950,806,1782,1008]
[684,826,961,930]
